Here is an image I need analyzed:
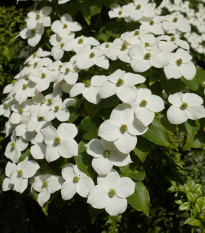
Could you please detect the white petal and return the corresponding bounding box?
[38,189,50,207]
[85,139,103,158]
[41,125,56,144]
[92,157,113,176]
[46,145,60,162]
[23,160,40,178]
[59,138,78,158]
[114,132,137,154]
[62,163,75,180]
[57,123,78,138]
[183,93,203,107]
[98,120,121,141]
[77,177,94,198]
[61,180,76,200]
[110,152,132,167]
[147,95,164,112]
[187,106,205,120]
[114,177,135,198]
[105,196,127,216]
[164,64,181,79]
[179,62,196,80]
[167,105,187,124]
[30,143,46,159]
[87,185,109,209]
[116,86,137,104]
[70,83,85,97]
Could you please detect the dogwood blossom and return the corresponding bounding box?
[167,92,205,124]
[61,163,94,200]
[87,169,135,216]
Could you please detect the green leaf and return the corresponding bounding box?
[82,1,102,25]
[178,202,190,211]
[128,182,150,216]
[133,171,146,182]
[183,131,205,150]
[195,67,205,83]
[19,149,31,162]
[133,137,154,163]
[74,141,95,178]
[181,77,200,91]
[142,118,174,148]
[184,218,201,227]
[161,76,183,94]
[79,116,99,140]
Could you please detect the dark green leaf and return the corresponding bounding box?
[128,182,150,216]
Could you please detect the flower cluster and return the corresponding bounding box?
[158,0,205,55]
[1,0,205,216]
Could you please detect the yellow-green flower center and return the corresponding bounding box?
[43,181,48,187]
[60,43,65,48]
[140,100,147,107]
[34,62,38,68]
[40,100,45,105]
[78,38,83,44]
[89,52,95,58]
[41,73,46,79]
[19,109,23,114]
[73,176,79,183]
[63,24,68,28]
[55,106,60,112]
[36,14,40,20]
[173,17,178,22]
[144,53,151,60]
[3,103,8,108]
[65,68,70,74]
[149,20,154,26]
[47,99,52,105]
[120,124,128,133]
[23,84,28,90]
[54,137,61,145]
[118,10,122,15]
[103,150,110,158]
[105,43,110,48]
[11,142,16,149]
[136,4,141,10]
[33,53,37,58]
[176,58,183,66]
[145,42,150,47]
[108,189,116,198]
[116,78,124,87]
[85,80,91,88]
[170,36,176,42]
[134,30,140,35]
[18,170,23,177]
[180,102,188,110]
[121,44,127,51]
[12,80,16,85]
[38,116,44,122]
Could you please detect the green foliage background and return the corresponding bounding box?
[0,1,205,232]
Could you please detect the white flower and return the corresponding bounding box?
[85,139,132,176]
[131,88,164,127]
[157,35,190,52]
[32,174,63,207]
[129,43,168,72]
[20,24,44,47]
[108,4,128,19]
[13,79,36,104]
[98,104,147,154]
[50,98,76,121]
[123,0,155,21]
[75,46,109,70]
[70,75,107,104]
[61,163,94,200]
[10,157,40,193]
[167,92,205,124]
[99,69,145,104]
[164,48,196,80]
[41,123,78,162]
[5,135,28,163]
[64,35,99,53]
[26,6,52,30]
[2,162,16,191]
[30,142,46,159]
[51,14,82,38]
[87,169,135,216]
